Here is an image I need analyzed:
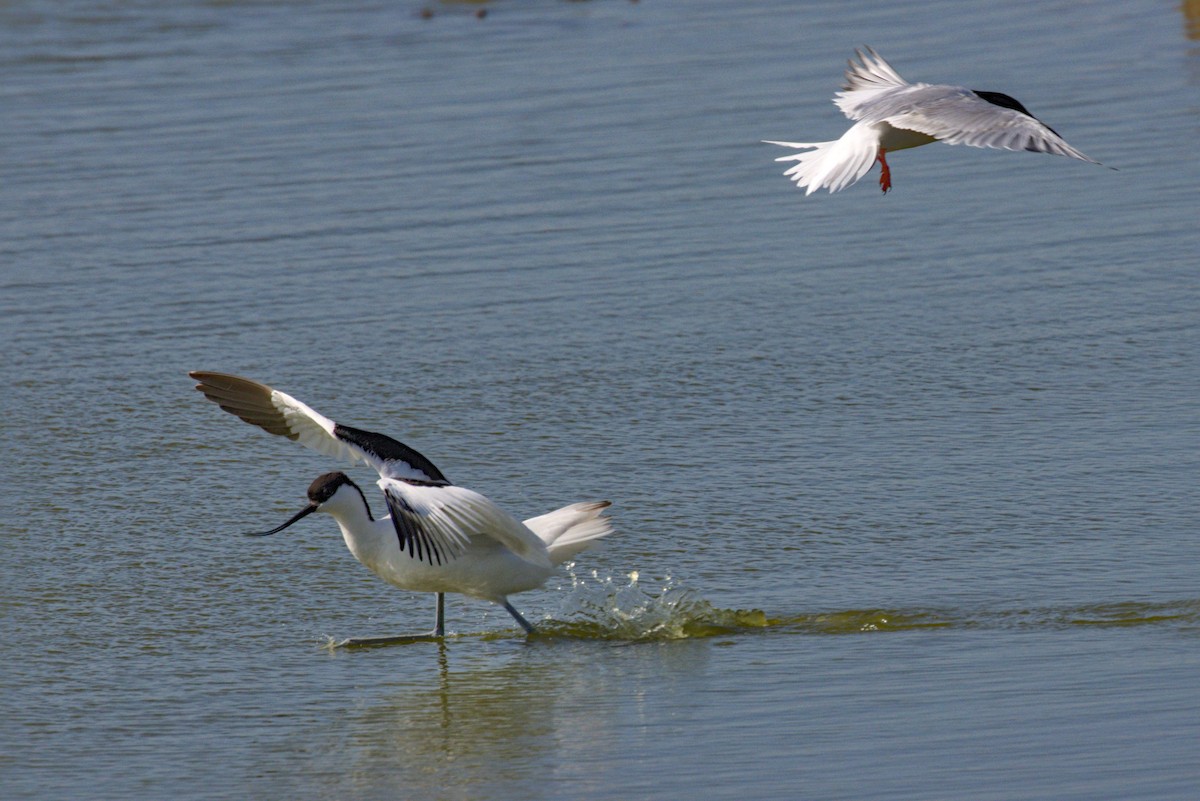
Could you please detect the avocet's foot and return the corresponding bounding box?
[334,592,449,646]
[335,632,444,648]
[877,149,892,194]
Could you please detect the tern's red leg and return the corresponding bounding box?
[876,148,892,194]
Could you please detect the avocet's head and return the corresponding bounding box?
[246,472,368,536]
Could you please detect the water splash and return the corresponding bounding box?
[543,580,1200,641]
[543,568,768,641]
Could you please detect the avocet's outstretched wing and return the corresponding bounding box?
[380,480,553,569]
[189,371,448,483]
[190,371,552,568]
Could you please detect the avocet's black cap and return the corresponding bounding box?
[307,471,357,504]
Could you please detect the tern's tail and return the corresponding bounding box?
[523,501,614,566]
[765,129,878,195]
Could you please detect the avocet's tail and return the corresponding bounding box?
[765,124,880,195]
[523,501,614,566]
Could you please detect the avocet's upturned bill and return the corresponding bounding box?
[190,371,614,643]
[765,47,1107,195]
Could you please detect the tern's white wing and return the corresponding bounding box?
[380,479,553,569]
[190,371,447,483]
[854,84,1101,163]
[833,46,912,119]
[831,47,1100,164]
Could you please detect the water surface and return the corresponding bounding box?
[3,1,1199,799]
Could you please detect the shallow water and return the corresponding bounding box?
[3,1,1199,799]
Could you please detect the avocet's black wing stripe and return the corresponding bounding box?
[384,486,432,564]
[380,479,553,569]
[333,424,450,485]
[383,484,472,566]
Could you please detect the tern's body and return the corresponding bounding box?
[766,47,1104,194]
[190,371,613,640]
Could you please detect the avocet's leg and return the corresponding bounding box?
[503,601,536,634]
[877,148,892,194]
[335,593,448,647]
